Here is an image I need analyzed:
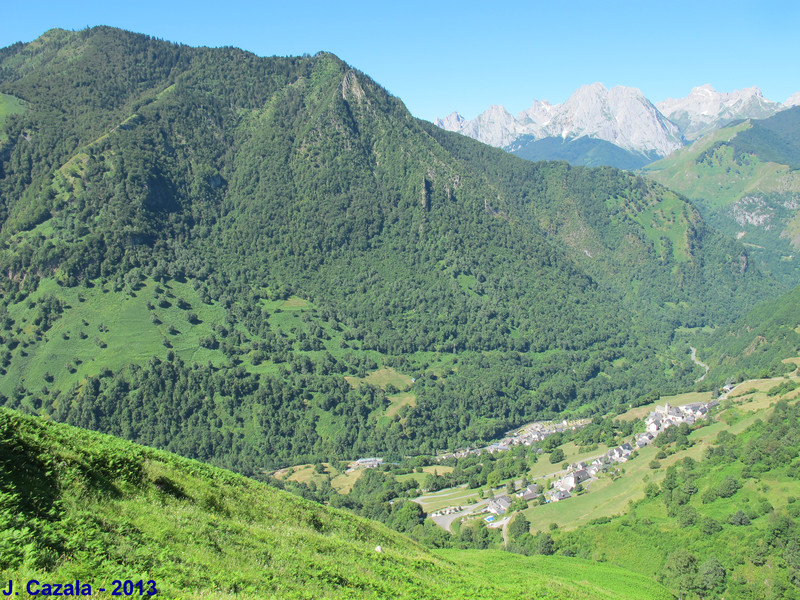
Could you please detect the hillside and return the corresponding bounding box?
[696,282,800,385]
[643,108,800,286]
[424,124,773,331]
[508,135,657,170]
[0,408,673,599]
[0,27,772,472]
[542,392,800,599]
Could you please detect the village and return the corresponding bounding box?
[425,397,719,529]
[342,396,720,531]
[436,417,592,461]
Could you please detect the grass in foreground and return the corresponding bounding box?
[1,409,670,599]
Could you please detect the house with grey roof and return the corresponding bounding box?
[487,495,512,515]
[552,489,571,502]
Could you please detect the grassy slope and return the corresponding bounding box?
[0,92,25,140]
[0,409,671,599]
[642,122,776,210]
[1,277,229,396]
[643,118,800,285]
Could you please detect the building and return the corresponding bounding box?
[487,495,513,515]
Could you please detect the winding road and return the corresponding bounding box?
[690,346,709,382]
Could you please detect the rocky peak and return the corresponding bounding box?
[434,111,468,132]
[458,104,520,148]
[785,92,800,108]
[657,85,783,140]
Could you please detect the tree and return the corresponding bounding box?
[716,476,741,499]
[507,512,530,540]
[534,532,554,555]
[662,549,699,599]
[728,510,751,526]
[701,517,722,536]
[511,495,528,511]
[698,556,726,596]
[677,506,698,528]
[549,448,565,464]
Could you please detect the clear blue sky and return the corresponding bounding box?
[2,0,798,121]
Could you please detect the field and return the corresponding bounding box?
[438,550,673,600]
[0,278,230,396]
[345,367,414,390]
[271,462,366,494]
[396,465,454,486]
[386,392,417,418]
[415,485,484,513]
[0,92,25,135]
[330,469,365,494]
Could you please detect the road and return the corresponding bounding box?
[690,346,709,382]
[431,498,490,532]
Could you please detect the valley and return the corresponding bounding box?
[2,24,800,600]
[262,359,800,598]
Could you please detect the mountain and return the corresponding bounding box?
[0,27,772,475]
[0,407,672,599]
[643,106,800,286]
[436,84,681,168]
[438,84,798,169]
[506,136,658,170]
[456,103,520,147]
[529,83,683,157]
[657,84,784,141]
[434,110,467,132]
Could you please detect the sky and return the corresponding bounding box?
[2,0,799,122]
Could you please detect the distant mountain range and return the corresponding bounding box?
[436,84,798,169]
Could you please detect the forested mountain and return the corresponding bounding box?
[697,281,800,385]
[0,27,772,472]
[507,135,657,170]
